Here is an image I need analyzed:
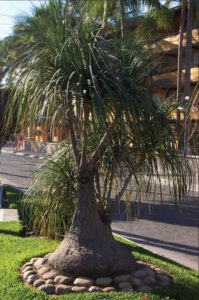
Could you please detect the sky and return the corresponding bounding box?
[0,0,46,39]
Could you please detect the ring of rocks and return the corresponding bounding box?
[21,253,174,295]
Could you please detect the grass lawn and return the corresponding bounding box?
[0,221,198,300]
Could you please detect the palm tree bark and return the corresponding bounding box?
[176,0,186,150]
[119,0,126,38]
[48,165,136,276]
[184,0,193,98]
[183,0,193,155]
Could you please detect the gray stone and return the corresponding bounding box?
[22,262,33,269]
[26,275,38,284]
[72,286,88,293]
[143,267,155,276]
[144,275,156,284]
[137,285,153,292]
[54,275,73,285]
[55,284,72,294]
[88,286,102,292]
[44,253,52,258]
[33,279,46,288]
[157,274,171,281]
[103,287,116,292]
[23,270,37,280]
[152,284,161,290]
[39,284,55,294]
[120,287,134,292]
[22,266,33,273]
[74,277,94,287]
[132,269,147,277]
[42,270,58,280]
[113,274,131,283]
[30,257,40,263]
[117,281,132,289]
[37,266,50,276]
[34,258,47,269]
[154,268,166,275]
[159,280,171,287]
[46,279,54,284]
[95,277,112,287]
[130,278,142,286]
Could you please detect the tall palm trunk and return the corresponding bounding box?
[184,0,193,97]
[119,0,126,38]
[183,0,193,155]
[102,0,108,29]
[49,164,136,276]
[177,0,186,150]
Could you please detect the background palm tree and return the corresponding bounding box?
[4,0,189,277]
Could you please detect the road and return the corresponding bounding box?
[0,147,198,271]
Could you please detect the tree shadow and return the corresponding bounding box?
[114,229,199,257]
[113,200,199,227]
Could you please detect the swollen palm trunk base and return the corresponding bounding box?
[48,179,137,276]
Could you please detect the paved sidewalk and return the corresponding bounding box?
[0,147,45,191]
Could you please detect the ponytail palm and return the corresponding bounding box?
[5,0,189,277]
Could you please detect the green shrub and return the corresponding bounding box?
[21,142,76,239]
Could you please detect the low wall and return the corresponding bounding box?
[0,209,19,221]
[24,141,59,154]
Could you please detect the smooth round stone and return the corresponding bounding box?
[37,264,49,270]
[159,280,171,287]
[34,258,47,269]
[46,279,54,284]
[113,274,132,283]
[44,253,52,258]
[132,270,147,277]
[72,286,88,293]
[56,284,72,294]
[39,284,55,294]
[42,270,58,280]
[33,279,46,287]
[157,275,171,281]
[23,270,37,280]
[152,284,161,290]
[22,266,33,273]
[88,286,102,292]
[154,268,166,275]
[120,287,134,292]
[54,275,73,285]
[103,287,116,292]
[137,285,153,292]
[37,267,50,276]
[74,277,94,287]
[95,277,112,287]
[144,275,156,284]
[30,257,40,263]
[26,275,38,284]
[143,267,155,276]
[22,262,33,269]
[130,278,142,286]
[117,281,132,289]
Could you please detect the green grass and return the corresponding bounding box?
[0,221,198,300]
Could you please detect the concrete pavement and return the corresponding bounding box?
[0,146,198,271]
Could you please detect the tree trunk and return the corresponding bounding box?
[119,0,126,38]
[176,0,186,150]
[48,165,136,277]
[183,0,193,155]
[184,0,193,98]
